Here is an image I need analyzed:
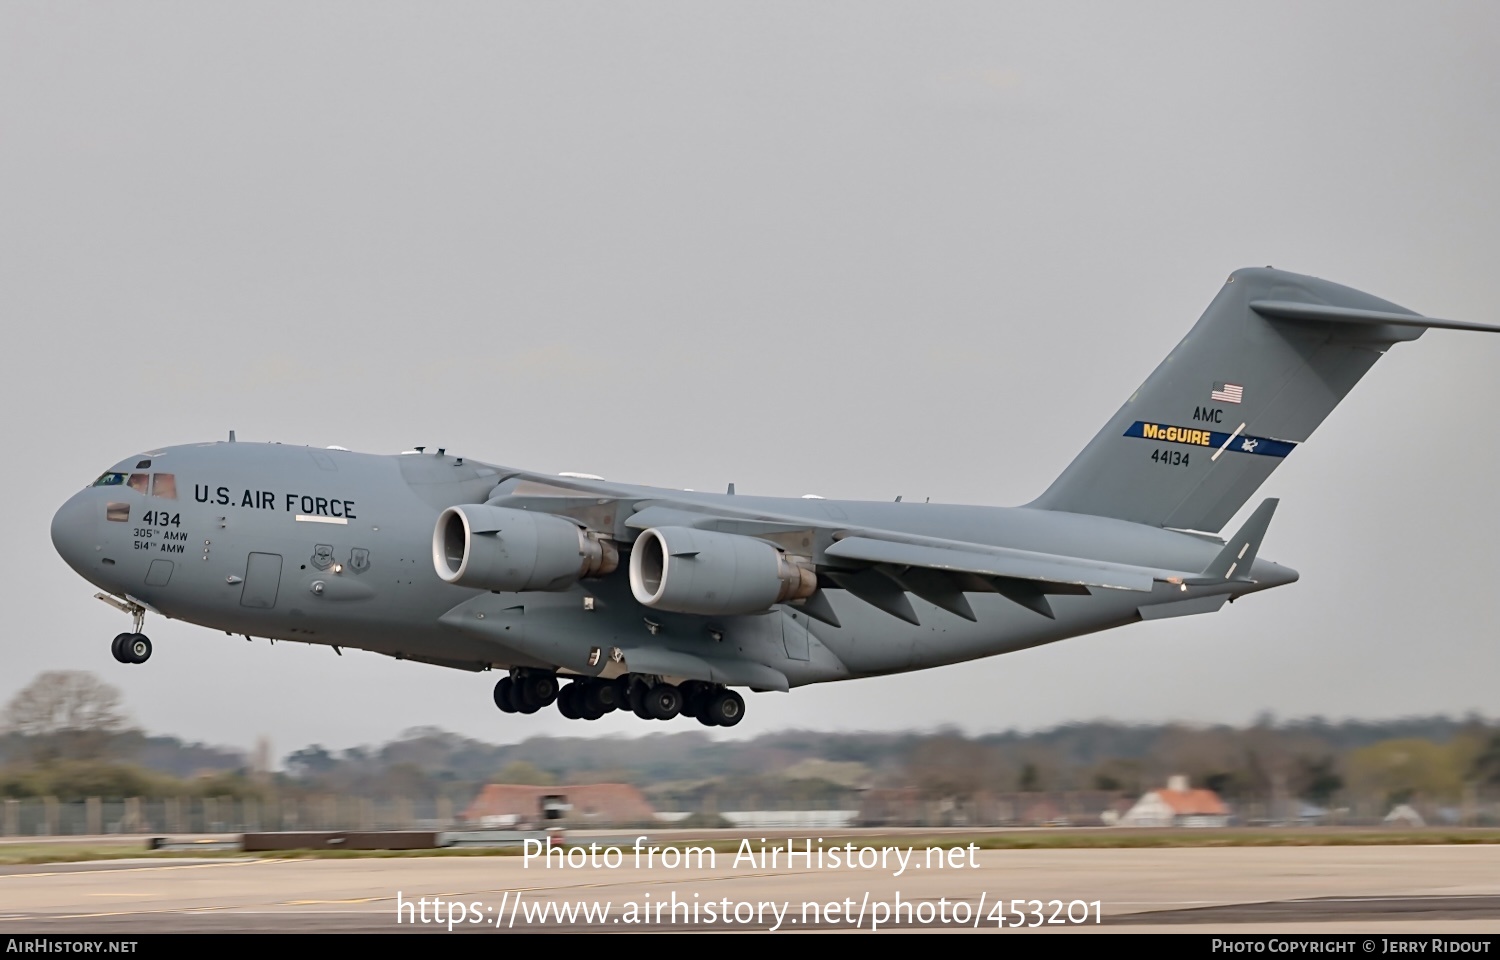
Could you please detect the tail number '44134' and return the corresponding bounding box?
[1151,450,1189,467]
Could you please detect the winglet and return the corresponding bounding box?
[1195,497,1278,582]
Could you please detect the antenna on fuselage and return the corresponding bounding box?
[228,430,236,443]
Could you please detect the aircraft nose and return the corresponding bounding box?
[51,491,96,576]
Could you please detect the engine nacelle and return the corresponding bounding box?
[433,504,618,592]
[628,526,816,616]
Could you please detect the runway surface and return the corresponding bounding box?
[2,844,1499,933]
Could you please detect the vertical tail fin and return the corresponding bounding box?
[1028,267,1500,532]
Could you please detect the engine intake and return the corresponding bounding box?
[433,504,618,592]
[628,526,816,616]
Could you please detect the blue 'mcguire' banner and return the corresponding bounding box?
[1124,421,1298,458]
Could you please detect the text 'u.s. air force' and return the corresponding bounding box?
[194,485,356,518]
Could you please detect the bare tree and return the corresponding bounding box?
[3,671,130,760]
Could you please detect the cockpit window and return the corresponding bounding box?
[152,473,177,499]
[93,472,126,487]
[136,460,152,469]
[128,473,150,494]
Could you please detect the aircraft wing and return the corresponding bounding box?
[479,473,1221,626]
[622,503,1168,591]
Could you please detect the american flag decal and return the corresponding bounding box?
[1211,382,1243,404]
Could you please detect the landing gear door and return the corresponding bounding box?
[240,553,283,609]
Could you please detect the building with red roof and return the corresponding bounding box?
[1118,775,1231,827]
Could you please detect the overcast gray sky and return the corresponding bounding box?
[4,2,1498,761]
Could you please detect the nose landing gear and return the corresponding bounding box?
[96,593,153,665]
[111,633,152,664]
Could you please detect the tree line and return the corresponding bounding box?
[4,671,1499,810]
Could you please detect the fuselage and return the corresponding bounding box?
[50,440,1298,687]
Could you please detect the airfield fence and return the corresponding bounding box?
[0,796,460,836]
[3,792,1499,837]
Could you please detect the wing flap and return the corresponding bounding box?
[824,536,1164,592]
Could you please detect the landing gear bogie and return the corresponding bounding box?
[556,683,583,720]
[494,671,560,715]
[679,681,712,718]
[494,677,517,713]
[584,681,622,714]
[645,683,683,721]
[551,679,618,719]
[495,671,749,726]
[700,689,745,727]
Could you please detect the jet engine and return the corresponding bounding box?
[433,504,618,592]
[628,526,816,616]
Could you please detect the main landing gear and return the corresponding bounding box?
[96,593,152,664]
[491,671,745,726]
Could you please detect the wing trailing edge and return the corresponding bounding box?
[824,536,1164,593]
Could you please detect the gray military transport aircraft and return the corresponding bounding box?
[50,268,1500,727]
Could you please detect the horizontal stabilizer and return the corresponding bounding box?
[1250,300,1500,334]
[1194,497,1278,583]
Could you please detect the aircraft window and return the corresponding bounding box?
[93,473,126,487]
[128,474,150,494]
[106,502,129,522]
[136,460,152,469]
[152,473,177,499]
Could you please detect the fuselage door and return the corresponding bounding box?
[240,552,283,609]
